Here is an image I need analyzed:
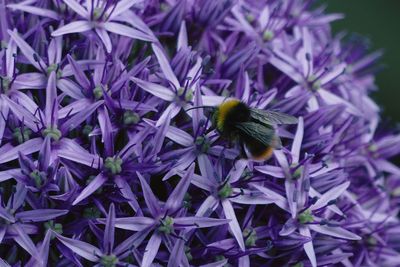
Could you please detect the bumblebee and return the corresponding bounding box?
[212,99,298,161]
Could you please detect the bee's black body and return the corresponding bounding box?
[212,99,297,160]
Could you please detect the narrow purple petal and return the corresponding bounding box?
[318,89,361,116]
[166,125,194,147]
[103,22,156,42]
[0,137,42,164]
[221,199,245,251]
[108,217,155,231]
[72,173,107,205]
[177,21,188,50]
[252,184,288,211]
[8,29,47,71]
[165,163,195,213]
[114,176,141,214]
[45,72,58,127]
[57,79,85,99]
[309,224,361,240]
[12,224,40,261]
[155,102,180,127]
[0,100,9,146]
[61,100,104,133]
[141,233,162,267]
[16,209,68,222]
[63,0,88,17]
[38,230,52,267]
[55,233,101,262]
[174,216,230,229]
[151,43,180,89]
[12,73,46,89]
[52,21,92,36]
[7,3,59,19]
[299,226,317,267]
[66,55,91,91]
[0,206,15,223]
[291,116,304,164]
[137,172,161,217]
[167,238,185,267]
[108,0,142,19]
[2,95,40,131]
[130,77,175,101]
[103,203,115,254]
[311,181,350,211]
[58,138,102,168]
[95,28,112,53]
[254,165,285,178]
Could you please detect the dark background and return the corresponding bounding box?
[325,0,400,122]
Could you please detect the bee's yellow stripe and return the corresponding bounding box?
[217,99,241,131]
[252,146,274,161]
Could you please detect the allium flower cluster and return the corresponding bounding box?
[1,0,400,266]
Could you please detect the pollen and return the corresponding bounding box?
[216,99,241,131]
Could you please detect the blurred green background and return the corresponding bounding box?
[326,0,400,122]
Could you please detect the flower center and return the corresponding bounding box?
[263,30,274,41]
[185,246,193,261]
[366,236,377,247]
[13,127,31,144]
[158,216,174,234]
[298,210,314,224]
[218,183,233,199]
[307,75,321,92]
[83,206,101,219]
[104,157,123,175]
[243,228,257,247]
[176,87,193,102]
[100,254,118,267]
[92,7,104,20]
[94,85,104,99]
[0,76,10,92]
[291,262,304,267]
[123,111,140,125]
[30,170,47,188]
[183,193,192,209]
[82,124,93,136]
[291,164,303,180]
[195,136,210,154]
[44,220,63,239]
[43,126,62,141]
[47,63,58,74]
[245,13,255,22]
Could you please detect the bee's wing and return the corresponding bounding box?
[250,108,298,125]
[235,122,275,146]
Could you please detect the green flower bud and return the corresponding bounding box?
[218,183,233,199]
[123,111,140,125]
[83,206,101,219]
[243,228,257,247]
[263,30,274,41]
[94,85,104,99]
[13,127,32,144]
[158,216,174,234]
[195,136,211,154]
[298,210,314,224]
[104,157,123,175]
[100,254,118,267]
[43,126,62,141]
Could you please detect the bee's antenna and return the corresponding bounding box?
[184,106,212,112]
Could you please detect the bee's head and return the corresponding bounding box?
[216,99,250,133]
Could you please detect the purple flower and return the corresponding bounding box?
[0,0,399,266]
